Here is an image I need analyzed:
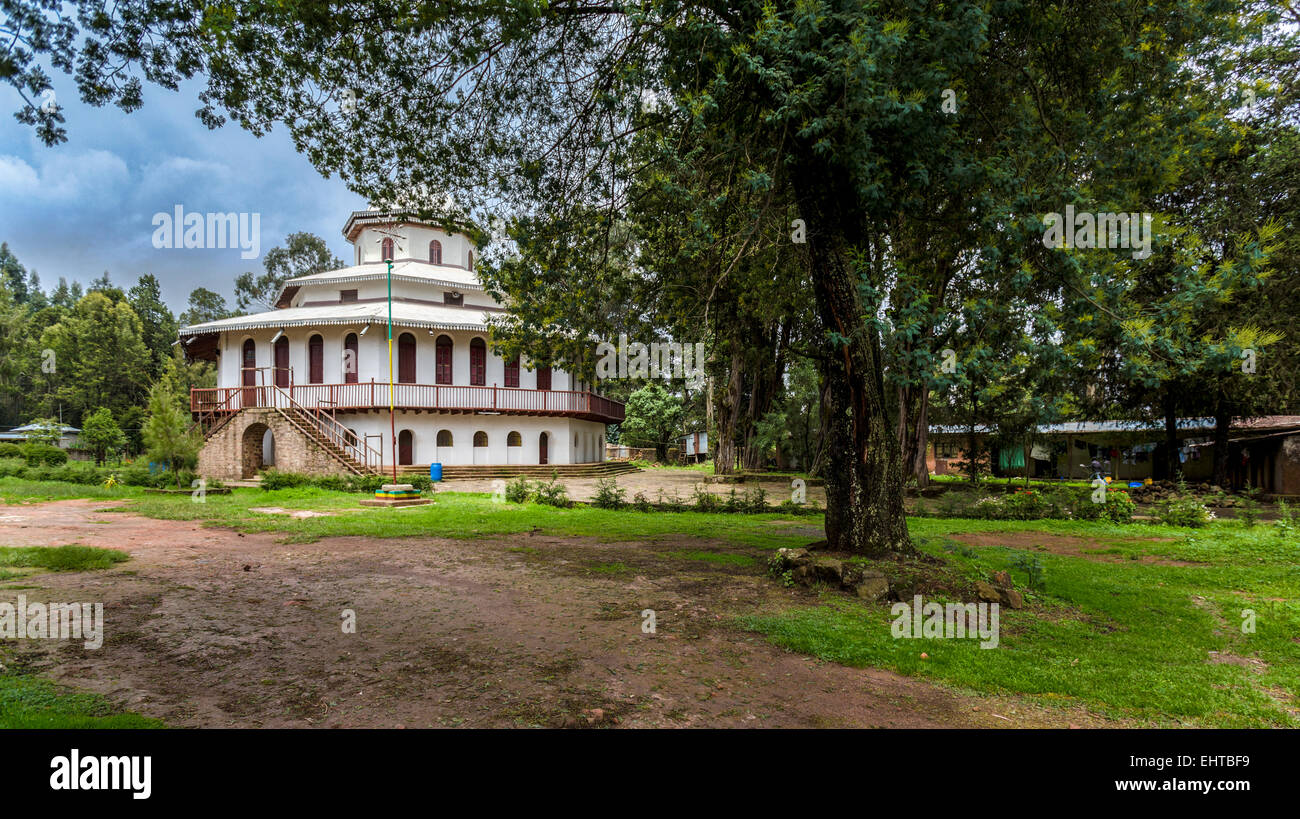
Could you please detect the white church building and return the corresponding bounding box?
[180,210,623,480]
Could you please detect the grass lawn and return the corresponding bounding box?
[0,541,157,728]
[0,476,148,504]
[745,518,1300,727]
[119,485,817,549]
[0,672,164,729]
[4,475,1298,726]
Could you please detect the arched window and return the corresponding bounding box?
[535,365,551,391]
[343,333,359,383]
[467,249,474,271]
[398,332,416,383]
[308,334,324,384]
[398,429,414,465]
[435,334,453,384]
[473,431,488,447]
[504,355,520,388]
[429,240,442,265]
[274,335,290,387]
[241,339,257,388]
[381,237,394,261]
[470,338,486,386]
[436,430,453,447]
[507,431,522,447]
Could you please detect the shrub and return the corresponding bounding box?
[22,443,67,466]
[1276,499,1295,539]
[692,486,721,512]
[259,469,310,490]
[1159,496,1214,528]
[592,477,626,510]
[659,489,687,512]
[1238,486,1261,528]
[407,474,433,493]
[505,475,532,503]
[312,474,352,492]
[744,485,768,514]
[348,474,386,493]
[631,491,652,513]
[531,479,571,508]
[0,443,22,458]
[117,464,154,487]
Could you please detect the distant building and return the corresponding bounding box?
[677,431,708,463]
[0,424,88,460]
[927,416,1300,495]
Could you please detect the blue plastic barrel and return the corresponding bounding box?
[429,463,442,482]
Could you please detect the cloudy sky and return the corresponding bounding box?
[0,78,368,313]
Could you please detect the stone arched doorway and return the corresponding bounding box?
[241,421,272,478]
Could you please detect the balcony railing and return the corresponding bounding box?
[191,380,625,424]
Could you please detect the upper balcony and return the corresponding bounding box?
[191,381,625,425]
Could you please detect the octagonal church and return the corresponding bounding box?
[180,210,625,481]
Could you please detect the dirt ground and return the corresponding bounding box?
[0,499,1124,728]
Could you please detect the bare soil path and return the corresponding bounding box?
[0,499,1120,728]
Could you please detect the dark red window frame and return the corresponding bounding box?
[435,335,453,384]
[308,334,324,383]
[469,338,486,386]
[504,355,519,388]
[535,365,551,391]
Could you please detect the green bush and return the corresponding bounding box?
[259,469,310,490]
[505,475,532,503]
[743,485,769,513]
[631,491,653,513]
[0,443,22,458]
[22,443,67,466]
[591,477,626,510]
[531,479,571,508]
[407,474,433,493]
[692,486,721,512]
[1160,496,1214,527]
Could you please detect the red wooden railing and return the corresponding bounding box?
[191,380,625,424]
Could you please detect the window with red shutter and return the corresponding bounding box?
[470,338,486,386]
[504,355,519,388]
[435,335,453,384]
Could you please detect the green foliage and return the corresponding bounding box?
[20,443,66,466]
[591,477,626,510]
[504,475,531,504]
[0,443,21,458]
[619,383,685,462]
[234,233,343,312]
[1159,496,1215,528]
[0,544,129,572]
[80,407,126,465]
[141,382,198,484]
[530,479,571,508]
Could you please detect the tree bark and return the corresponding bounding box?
[793,178,911,556]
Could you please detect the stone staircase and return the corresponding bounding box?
[273,406,375,476]
[394,461,640,480]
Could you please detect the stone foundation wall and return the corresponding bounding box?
[198,408,351,480]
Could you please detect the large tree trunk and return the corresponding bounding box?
[794,179,910,556]
[713,352,743,475]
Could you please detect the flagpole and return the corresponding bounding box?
[386,257,397,484]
